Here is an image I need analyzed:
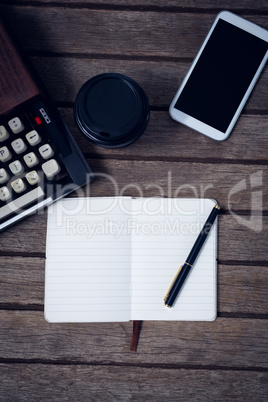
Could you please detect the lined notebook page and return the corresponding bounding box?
[45,197,132,322]
[130,198,217,321]
[45,197,217,322]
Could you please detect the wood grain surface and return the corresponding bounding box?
[0,364,267,402]
[32,57,268,112]
[0,0,267,400]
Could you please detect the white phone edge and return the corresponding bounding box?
[169,10,268,141]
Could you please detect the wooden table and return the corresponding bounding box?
[0,1,267,400]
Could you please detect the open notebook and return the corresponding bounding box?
[45,197,218,322]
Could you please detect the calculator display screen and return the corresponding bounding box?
[174,19,268,132]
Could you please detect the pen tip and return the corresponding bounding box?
[164,303,172,308]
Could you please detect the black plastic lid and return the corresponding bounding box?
[74,73,150,148]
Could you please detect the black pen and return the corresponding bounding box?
[164,204,220,308]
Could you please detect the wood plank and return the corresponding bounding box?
[0,185,267,257]
[0,159,266,217]
[0,311,267,367]
[30,56,268,112]
[2,7,268,58]
[60,109,268,162]
[82,160,267,212]
[0,364,267,402]
[218,265,268,315]
[9,0,268,11]
[0,257,267,315]
[0,257,44,306]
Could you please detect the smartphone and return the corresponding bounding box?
[169,11,268,141]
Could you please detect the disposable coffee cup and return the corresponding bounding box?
[74,73,150,148]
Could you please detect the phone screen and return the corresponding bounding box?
[174,19,267,132]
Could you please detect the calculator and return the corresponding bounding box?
[0,17,93,231]
[0,95,93,232]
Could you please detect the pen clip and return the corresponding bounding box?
[164,265,183,302]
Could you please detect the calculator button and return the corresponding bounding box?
[42,159,61,179]
[9,160,24,176]
[26,170,40,185]
[23,152,39,168]
[0,126,9,142]
[0,186,11,201]
[39,144,54,160]
[8,117,25,134]
[11,138,27,154]
[11,178,26,194]
[0,168,9,184]
[0,186,44,220]
[26,130,41,146]
[0,146,12,162]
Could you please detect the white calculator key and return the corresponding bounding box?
[0,186,44,220]
[23,152,39,168]
[42,159,61,179]
[8,117,25,134]
[0,186,11,201]
[0,168,9,184]
[11,178,26,194]
[26,170,40,185]
[26,130,41,146]
[39,144,54,160]
[0,126,9,142]
[0,146,12,162]
[9,160,24,176]
[11,138,27,154]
